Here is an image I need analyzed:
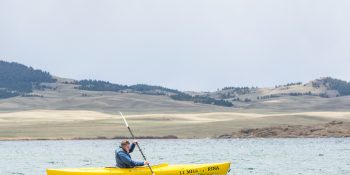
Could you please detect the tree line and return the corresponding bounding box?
[170,93,234,107]
[0,60,55,98]
[76,79,234,107]
[75,80,180,95]
[312,77,350,96]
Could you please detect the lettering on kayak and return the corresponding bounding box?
[179,169,198,175]
[179,166,219,175]
[208,166,219,171]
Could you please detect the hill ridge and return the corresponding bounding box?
[1,60,350,110]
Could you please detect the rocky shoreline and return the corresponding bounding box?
[0,135,179,141]
[75,135,179,140]
[218,121,350,138]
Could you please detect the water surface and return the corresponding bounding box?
[0,138,349,175]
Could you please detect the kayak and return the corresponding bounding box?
[47,162,231,175]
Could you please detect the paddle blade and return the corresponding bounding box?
[119,112,129,127]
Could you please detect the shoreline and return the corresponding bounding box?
[1,136,349,141]
[218,121,350,138]
[2,110,350,141]
[0,135,179,141]
[2,121,350,141]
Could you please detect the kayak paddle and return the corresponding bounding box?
[119,112,155,175]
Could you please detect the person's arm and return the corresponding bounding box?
[118,152,144,167]
[129,143,136,153]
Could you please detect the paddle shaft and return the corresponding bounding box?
[120,112,155,175]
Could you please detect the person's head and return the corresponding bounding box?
[120,140,131,152]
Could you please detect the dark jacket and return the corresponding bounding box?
[115,143,144,168]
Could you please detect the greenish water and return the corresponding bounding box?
[0,138,349,175]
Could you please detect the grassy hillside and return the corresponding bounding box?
[0,77,235,114]
[209,78,350,108]
[1,76,350,114]
[1,60,350,139]
[1,60,350,113]
[0,60,233,107]
[1,110,350,139]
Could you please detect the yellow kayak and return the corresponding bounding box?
[47,162,231,175]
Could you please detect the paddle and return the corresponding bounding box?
[119,112,155,175]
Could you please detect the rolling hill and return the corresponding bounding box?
[1,60,350,139]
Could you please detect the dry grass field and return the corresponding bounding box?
[1,79,350,140]
[1,110,350,140]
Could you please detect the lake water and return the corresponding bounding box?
[0,138,349,175]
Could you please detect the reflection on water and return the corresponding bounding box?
[0,138,350,175]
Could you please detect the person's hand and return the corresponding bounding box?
[133,140,138,144]
[144,161,150,165]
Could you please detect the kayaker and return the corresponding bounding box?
[115,140,150,168]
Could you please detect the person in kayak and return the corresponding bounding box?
[115,140,150,168]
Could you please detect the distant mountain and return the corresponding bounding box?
[0,60,233,107]
[74,80,233,107]
[0,61,56,98]
[311,77,350,96]
[209,77,350,104]
[1,60,350,109]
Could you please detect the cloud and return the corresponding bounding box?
[1,0,350,91]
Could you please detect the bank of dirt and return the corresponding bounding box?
[218,121,350,138]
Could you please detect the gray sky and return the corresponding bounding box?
[1,0,350,91]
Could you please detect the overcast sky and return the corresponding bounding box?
[1,0,350,91]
